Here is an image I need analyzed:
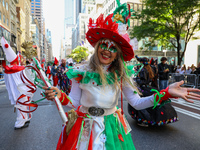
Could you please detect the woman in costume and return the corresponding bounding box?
[128,56,178,127]
[43,13,200,150]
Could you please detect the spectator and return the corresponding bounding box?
[176,65,181,73]
[57,59,70,93]
[179,64,186,74]
[191,64,196,74]
[194,62,200,74]
[185,66,192,74]
[158,57,170,90]
[51,57,59,86]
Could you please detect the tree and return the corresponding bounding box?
[131,0,200,65]
[67,46,89,63]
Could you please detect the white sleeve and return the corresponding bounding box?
[122,82,155,110]
[67,79,82,109]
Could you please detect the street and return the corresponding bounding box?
[0,83,199,150]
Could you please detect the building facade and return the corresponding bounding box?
[30,0,45,61]
[0,0,11,62]
[46,29,52,62]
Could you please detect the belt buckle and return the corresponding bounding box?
[88,107,105,116]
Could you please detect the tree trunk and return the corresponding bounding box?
[176,35,181,66]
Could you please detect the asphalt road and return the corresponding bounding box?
[0,84,199,150]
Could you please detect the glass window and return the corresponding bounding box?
[134,3,138,11]
[35,3,40,5]
[6,2,8,10]
[3,15,5,23]
[138,4,142,11]
[35,6,40,8]
[35,0,40,2]
[31,8,34,10]
[2,0,5,7]
[0,11,1,21]
[7,18,9,26]
[31,11,34,13]
[31,6,34,7]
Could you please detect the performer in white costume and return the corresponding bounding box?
[1,37,35,129]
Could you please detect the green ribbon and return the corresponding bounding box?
[150,89,166,109]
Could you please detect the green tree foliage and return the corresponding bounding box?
[131,0,200,65]
[67,46,89,63]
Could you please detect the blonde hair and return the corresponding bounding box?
[88,39,139,93]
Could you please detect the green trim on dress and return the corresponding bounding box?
[66,65,137,85]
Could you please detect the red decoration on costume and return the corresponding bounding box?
[161,112,164,115]
[59,92,69,106]
[154,87,177,104]
[56,107,93,150]
[74,74,83,83]
[46,66,51,74]
[118,134,124,142]
[10,55,19,65]
[4,44,9,48]
[53,76,58,86]
[54,57,58,65]
[42,58,45,63]
[4,65,25,74]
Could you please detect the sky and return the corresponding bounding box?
[43,0,65,59]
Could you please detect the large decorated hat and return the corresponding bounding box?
[1,37,25,73]
[1,37,19,65]
[86,1,134,61]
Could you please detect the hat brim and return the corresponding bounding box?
[86,28,134,61]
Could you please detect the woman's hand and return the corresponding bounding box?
[168,80,200,103]
[42,86,61,100]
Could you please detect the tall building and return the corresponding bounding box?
[16,0,32,53]
[63,0,76,58]
[72,0,96,49]
[46,29,53,62]
[30,0,44,61]
[30,17,40,59]
[10,0,19,53]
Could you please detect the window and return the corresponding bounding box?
[35,6,40,8]
[134,3,138,11]
[31,11,34,13]
[6,2,8,10]
[31,8,34,10]
[2,0,5,7]
[31,6,34,7]
[138,4,142,11]
[3,15,5,23]
[0,11,1,21]
[7,18,9,26]
[35,3,40,5]
[35,0,40,2]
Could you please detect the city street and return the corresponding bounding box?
[0,83,199,150]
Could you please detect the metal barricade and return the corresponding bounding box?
[184,74,196,88]
[170,73,197,88]
[197,74,200,88]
